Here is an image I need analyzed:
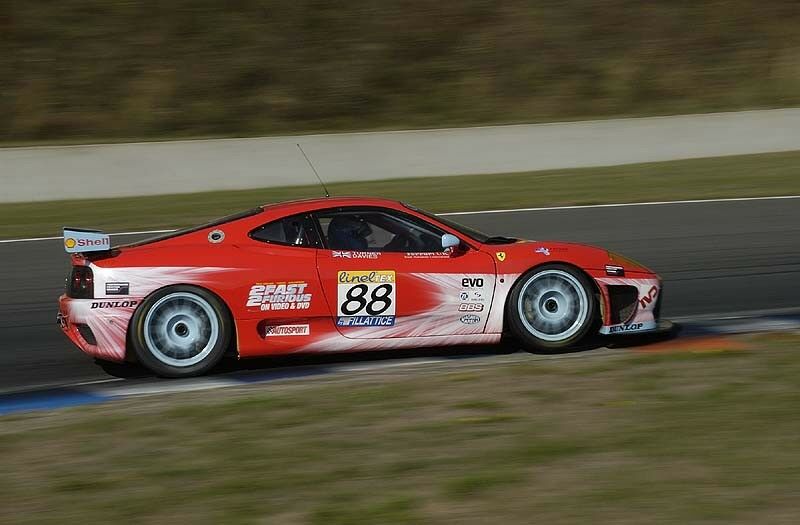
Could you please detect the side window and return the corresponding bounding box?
[250,214,320,247]
[315,209,446,253]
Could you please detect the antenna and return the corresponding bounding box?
[296,143,330,198]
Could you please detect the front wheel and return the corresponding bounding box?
[506,264,598,352]
[130,285,232,377]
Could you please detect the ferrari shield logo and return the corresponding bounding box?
[495,252,506,262]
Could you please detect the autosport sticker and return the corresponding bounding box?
[336,270,396,327]
[264,324,310,337]
[247,282,312,311]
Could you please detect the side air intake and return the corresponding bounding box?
[607,285,639,325]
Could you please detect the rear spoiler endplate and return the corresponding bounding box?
[63,227,111,253]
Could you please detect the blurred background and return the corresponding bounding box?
[3,0,800,144]
[2,2,800,524]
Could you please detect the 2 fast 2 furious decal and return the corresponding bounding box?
[247,282,313,311]
[337,270,396,327]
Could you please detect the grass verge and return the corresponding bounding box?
[1,332,800,524]
[2,150,800,240]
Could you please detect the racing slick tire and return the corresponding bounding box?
[507,264,598,353]
[130,285,232,377]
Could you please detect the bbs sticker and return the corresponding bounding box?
[458,303,484,312]
[337,270,396,327]
[247,282,312,311]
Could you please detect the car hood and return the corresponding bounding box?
[488,240,655,275]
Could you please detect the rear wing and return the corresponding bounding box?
[63,228,111,253]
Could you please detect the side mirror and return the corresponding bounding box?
[442,234,461,251]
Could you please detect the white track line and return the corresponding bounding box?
[97,378,243,398]
[441,194,800,216]
[2,194,798,244]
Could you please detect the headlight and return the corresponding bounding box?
[607,251,649,273]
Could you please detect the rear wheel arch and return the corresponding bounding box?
[127,283,238,376]
[127,283,238,346]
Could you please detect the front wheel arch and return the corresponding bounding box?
[503,262,601,353]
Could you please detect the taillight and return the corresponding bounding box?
[67,266,94,299]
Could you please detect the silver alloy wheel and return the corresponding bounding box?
[517,269,589,342]
[142,292,220,367]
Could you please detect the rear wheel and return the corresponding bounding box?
[130,285,231,377]
[507,264,598,352]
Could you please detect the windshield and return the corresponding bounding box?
[403,204,494,243]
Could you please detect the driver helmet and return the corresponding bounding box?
[328,215,372,250]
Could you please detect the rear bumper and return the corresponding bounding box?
[58,294,134,362]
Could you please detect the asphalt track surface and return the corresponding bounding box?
[1,198,798,392]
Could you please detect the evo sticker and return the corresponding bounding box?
[336,270,396,327]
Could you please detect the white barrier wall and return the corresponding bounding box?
[2,108,799,203]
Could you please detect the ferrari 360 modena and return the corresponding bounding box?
[58,197,662,377]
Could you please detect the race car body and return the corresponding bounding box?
[58,197,662,377]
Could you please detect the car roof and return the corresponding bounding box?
[115,197,412,251]
[260,196,407,214]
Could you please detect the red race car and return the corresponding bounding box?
[58,197,662,377]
